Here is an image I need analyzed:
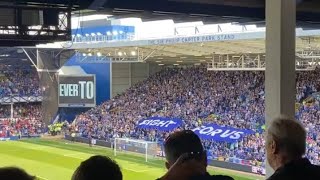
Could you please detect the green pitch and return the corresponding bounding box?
[0,138,263,180]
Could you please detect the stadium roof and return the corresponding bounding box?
[0,48,30,65]
[81,0,320,27]
[33,1,320,69]
[68,29,320,66]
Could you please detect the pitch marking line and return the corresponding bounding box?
[63,154,86,160]
[37,176,49,180]
[123,167,149,173]
[63,154,149,173]
[63,152,86,156]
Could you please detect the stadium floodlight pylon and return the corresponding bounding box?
[114,138,159,162]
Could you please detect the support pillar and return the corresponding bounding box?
[110,59,113,99]
[265,0,296,177]
[10,102,13,120]
[129,63,132,87]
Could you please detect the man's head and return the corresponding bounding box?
[266,116,306,170]
[72,155,122,180]
[164,130,207,169]
[0,167,35,180]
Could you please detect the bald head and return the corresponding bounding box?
[267,116,306,158]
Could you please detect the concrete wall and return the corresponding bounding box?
[149,63,163,74]
[131,63,149,85]
[112,63,131,97]
[111,63,162,97]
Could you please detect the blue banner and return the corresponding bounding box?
[192,124,254,143]
[137,117,182,131]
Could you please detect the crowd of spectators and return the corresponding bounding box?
[0,103,44,138]
[74,66,320,169]
[299,100,320,165]
[0,65,44,138]
[0,103,42,119]
[0,65,41,97]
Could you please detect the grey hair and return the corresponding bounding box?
[267,115,306,157]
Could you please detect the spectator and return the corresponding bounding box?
[158,130,233,180]
[72,155,122,180]
[266,116,320,180]
[0,167,35,180]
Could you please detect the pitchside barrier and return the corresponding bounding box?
[0,136,19,141]
[0,135,41,141]
[65,135,265,175]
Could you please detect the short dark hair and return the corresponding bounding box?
[0,167,35,180]
[164,130,204,164]
[72,155,122,180]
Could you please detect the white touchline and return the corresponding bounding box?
[63,152,86,156]
[66,155,149,172]
[37,175,50,180]
[123,167,149,173]
[63,154,86,160]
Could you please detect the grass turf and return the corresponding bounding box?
[0,138,264,180]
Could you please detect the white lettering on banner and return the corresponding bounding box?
[230,132,244,140]
[199,127,214,134]
[138,119,177,127]
[157,120,168,127]
[220,130,236,138]
[59,81,94,100]
[148,34,236,45]
[192,126,202,132]
[149,120,160,126]
[139,120,150,126]
[208,129,223,136]
[192,126,245,140]
[165,120,177,127]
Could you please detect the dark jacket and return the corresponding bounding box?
[157,173,234,180]
[268,158,320,180]
[190,173,234,180]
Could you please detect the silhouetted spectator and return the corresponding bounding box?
[157,130,233,180]
[72,155,122,180]
[266,116,320,180]
[0,167,35,180]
